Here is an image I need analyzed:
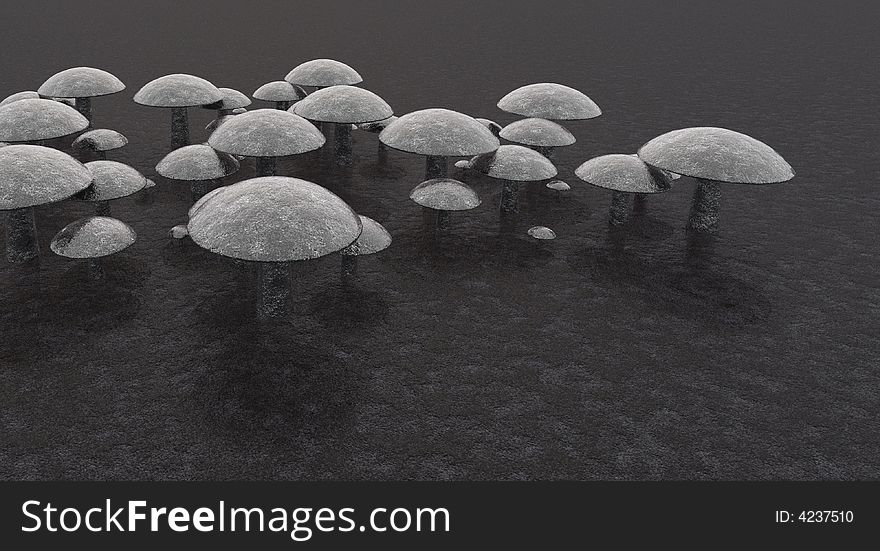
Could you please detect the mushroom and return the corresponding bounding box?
[339,215,392,277]
[499,117,576,159]
[409,178,481,231]
[0,91,41,106]
[208,108,324,177]
[0,98,88,143]
[203,87,251,130]
[284,59,363,88]
[133,74,223,149]
[77,160,149,216]
[379,108,500,180]
[357,115,397,164]
[156,143,240,202]
[637,127,795,232]
[292,85,392,166]
[186,176,362,318]
[253,81,307,110]
[497,82,602,121]
[0,144,92,262]
[574,154,673,225]
[475,118,503,137]
[546,179,571,200]
[467,144,557,213]
[37,67,125,124]
[72,129,128,160]
[50,216,136,280]
[527,226,556,240]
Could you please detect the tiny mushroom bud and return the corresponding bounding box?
[527,226,556,240]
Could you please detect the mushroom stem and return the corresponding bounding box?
[437,209,451,231]
[75,97,92,125]
[275,100,291,110]
[334,123,352,166]
[609,191,632,225]
[256,156,277,177]
[341,254,357,278]
[5,207,39,263]
[191,180,212,203]
[96,150,107,161]
[500,180,519,213]
[95,201,111,217]
[535,146,554,159]
[687,179,720,232]
[87,257,105,280]
[426,155,447,179]
[257,261,290,318]
[170,107,189,149]
[632,193,647,213]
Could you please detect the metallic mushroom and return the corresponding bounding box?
[410,178,481,231]
[50,216,136,279]
[72,129,128,160]
[253,81,307,110]
[467,144,557,213]
[638,127,795,232]
[340,215,392,277]
[499,117,576,159]
[497,83,602,120]
[77,160,149,216]
[284,59,363,88]
[0,145,92,262]
[575,154,673,225]
[0,98,88,143]
[156,144,240,202]
[379,108,500,180]
[133,74,223,149]
[37,67,125,124]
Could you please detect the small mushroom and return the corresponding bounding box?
[0,98,88,143]
[637,127,794,232]
[468,144,557,214]
[410,178,481,231]
[77,160,149,216]
[170,224,189,239]
[546,179,571,200]
[379,108,500,180]
[133,74,223,149]
[208,109,325,177]
[339,215,392,277]
[72,129,128,160]
[156,143,240,202]
[527,226,556,240]
[0,145,92,262]
[253,81,307,110]
[50,216,136,280]
[499,117,575,159]
[0,91,41,107]
[497,83,602,121]
[37,67,125,124]
[284,59,363,88]
[575,154,672,225]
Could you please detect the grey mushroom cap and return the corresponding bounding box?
[133,74,223,108]
[341,215,392,256]
[284,59,363,87]
[527,226,556,240]
[500,118,576,147]
[187,176,363,262]
[38,67,125,98]
[575,154,672,194]
[469,144,557,182]
[253,81,307,102]
[188,186,225,219]
[72,129,128,152]
[207,109,325,157]
[546,180,571,191]
[0,98,89,142]
[1,91,40,106]
[0,144,93,210]
[208,87,252,110]
[379,108,500,156]
[50,216,136,259]
[358,115,397,133]
[291,85,392,124]
[498,83,601,120]
[637,127,795,184]
[156,144,240,181]
[410,178,481,211]
[78,160,148,201]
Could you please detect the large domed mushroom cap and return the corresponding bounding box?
[0,91,40,106]
[469,144,557,181]
[78,160,148,201]
[72,129,128,152]
[410,178,481,211]
[156,144,240,181]
[379,109,500,156]
[253,81,307,102]
[637,127,795,184]
[341,215,392,256]
[575,154,672,194]
[50,216,136,259]
[207,109,325,157]
[284,59,363,87]
[499,118,576,147]
[212,87,252,110]
[0,98,89,141]
[498,83,601,120]
[38,67,125,98]
[291,85,392,124]
[133,74,223,108]
[187,176,362,262]
[0,144,92,210]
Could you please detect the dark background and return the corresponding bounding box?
[0,1,877,479]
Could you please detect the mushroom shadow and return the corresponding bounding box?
[307,284,390,331]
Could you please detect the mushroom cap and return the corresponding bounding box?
[284,59,363,87]
[72,129,128,152]
[38,67,125,99]
[0,91,40,107]
[0,98,89,141]
[358,115,397,133]
[78,160,148,201]
[379,108,500,156]
[187,186,225,219]
[133,74,223,108]
[475,118,503,136]
[207,108,325,157]
[156,144,240,181]
[527,226,556,240]
[546,180,571,192]
[0,144,92,210]
[253,81,307,102]
[498,83,601,120]
[410,178,481,211]
[291,85,392,124]
[341,215,392,256]
[210,87,252,110]
[637,127,795,184]
[469,144,557,182]
[50,216,136,259]
[500,117,576,147]
[187,176,362,262]
[575,154,672,194]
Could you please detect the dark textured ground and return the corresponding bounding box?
[1,1,878,480]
